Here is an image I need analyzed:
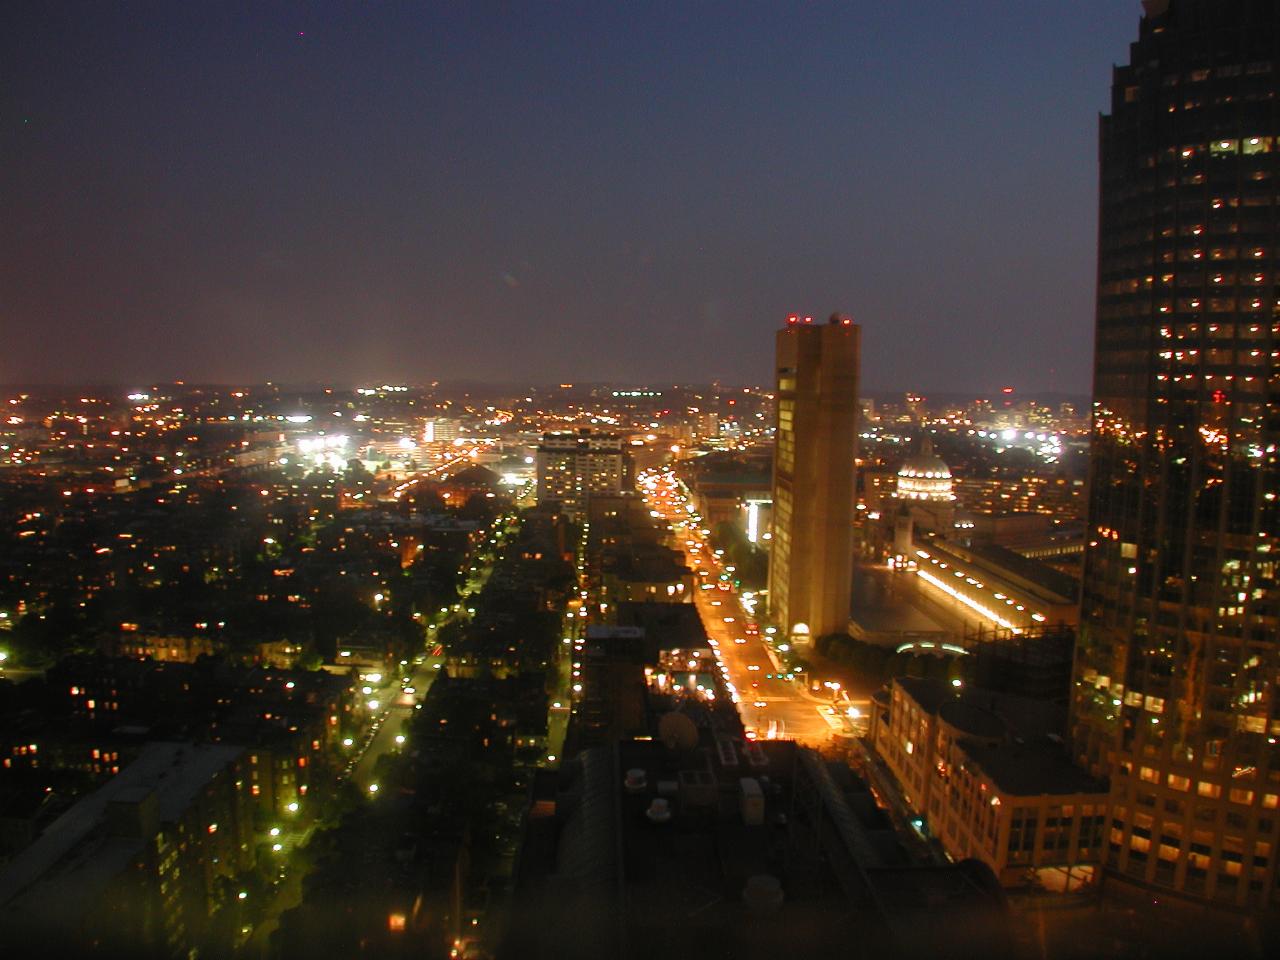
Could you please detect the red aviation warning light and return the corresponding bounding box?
[786,314,799,325]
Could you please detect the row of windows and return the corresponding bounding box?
[1103,273,1274,296]
[1123,62,1274,100]
[1155,138,1276,161]
[1129,88,1278,114]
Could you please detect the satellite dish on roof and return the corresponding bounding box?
[658,711,698,752]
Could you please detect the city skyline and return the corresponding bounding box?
[7,2,1280,955]
[4,2,1136,392]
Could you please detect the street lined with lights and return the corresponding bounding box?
[639,467,849,744]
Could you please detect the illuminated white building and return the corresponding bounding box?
[890,435,956,538]
[424,418,460,445]
[535,428,629,517]
[894,436,955,502]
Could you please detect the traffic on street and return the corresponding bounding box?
[638,466,865,745]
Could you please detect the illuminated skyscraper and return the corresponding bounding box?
[1072,0,1280,909]
[768,313,859,642]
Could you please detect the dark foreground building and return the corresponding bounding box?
[1073,0,1280,921]
[501,594,1015,960]
[0,742,254,958]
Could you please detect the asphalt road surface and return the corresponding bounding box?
[641,469,849,745]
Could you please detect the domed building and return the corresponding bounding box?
[892,435,956,538]
[895,436,955,503]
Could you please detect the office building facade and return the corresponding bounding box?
[535,428,629,517]
[1072,0,1280,909]
[768,313,859,641]
[424,417,460,445]
[873,677,1108,891]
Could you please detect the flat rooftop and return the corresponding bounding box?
[0,741,243,912]
[849,564,950,637]
[961,738,1107,798]
[614,601,709,652]
[896,676,1062,738]
[928,539,1077,605]
[894,677,1106,799]
[613,737,866,960]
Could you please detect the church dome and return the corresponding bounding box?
[896,436,956,502]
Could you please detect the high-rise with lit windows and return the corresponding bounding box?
[1072,0,1280,911]
[535,428,629,517]
[768,313,859,642]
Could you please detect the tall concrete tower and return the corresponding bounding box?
[768,313,859,644]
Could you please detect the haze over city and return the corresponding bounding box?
[5,2,1280,958]
[5,1,1133,392]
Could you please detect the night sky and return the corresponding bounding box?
[2,2,1138,393]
